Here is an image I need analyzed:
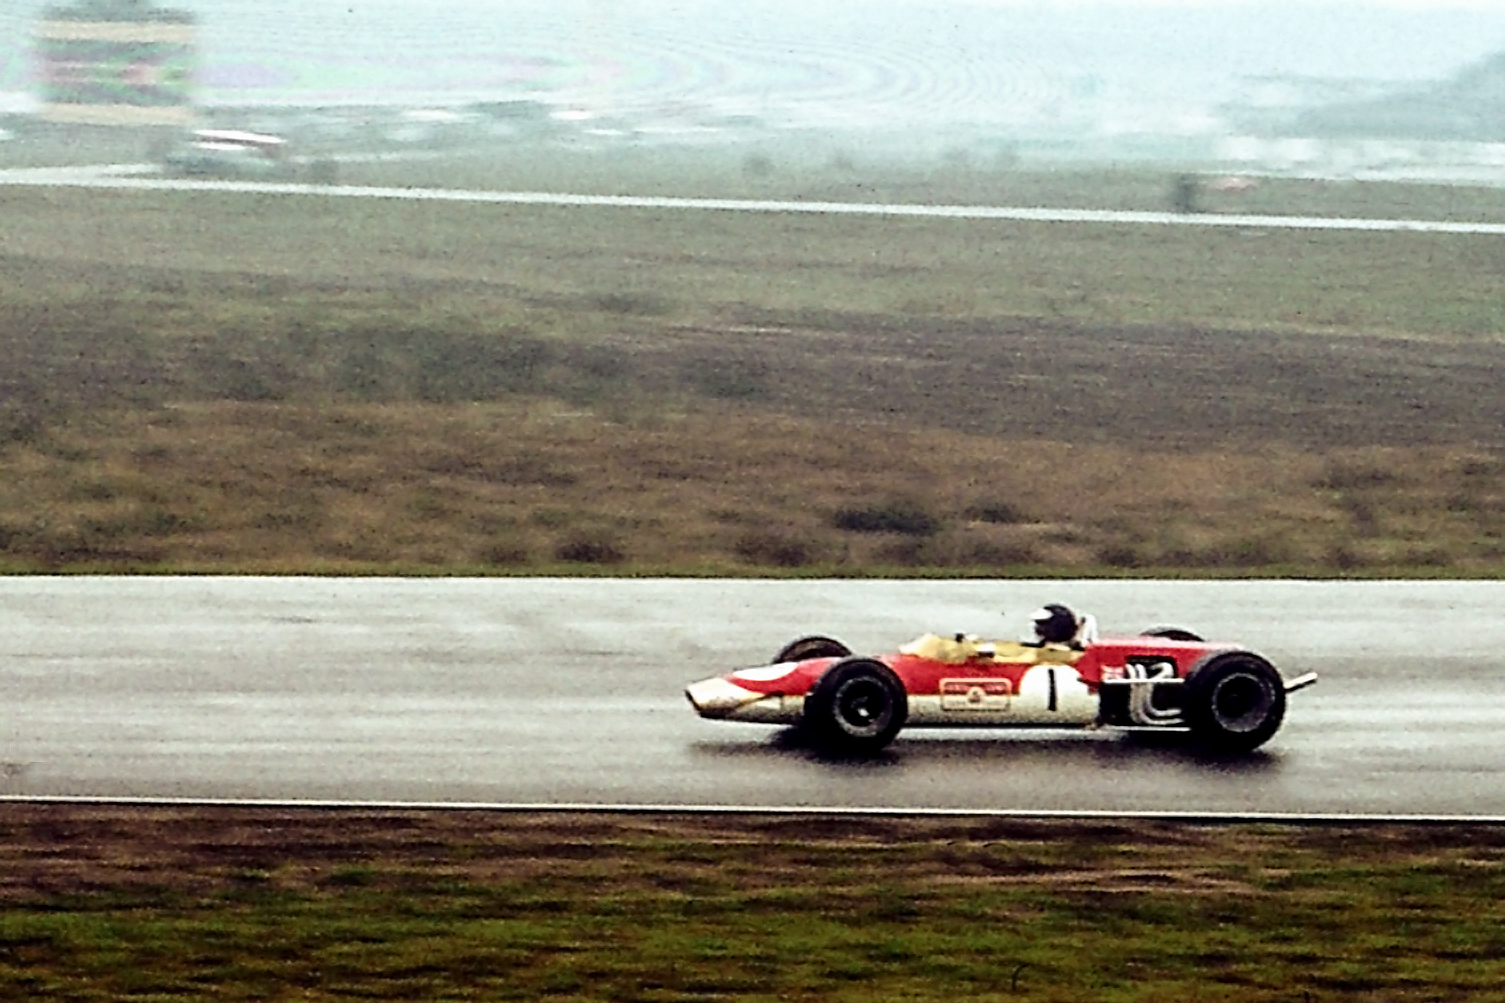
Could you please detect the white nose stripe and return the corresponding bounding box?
[684,677,761,718]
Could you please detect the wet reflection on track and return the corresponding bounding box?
[1,577,1502,815]
[684,729,1289,814]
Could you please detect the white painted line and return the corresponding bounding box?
[5,171,1505,235]
[4,796,1505,824]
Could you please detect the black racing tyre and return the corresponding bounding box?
[1140,625,1205,642]
[1182,652,1286,753]
[773,635,851,664]
[803,657,907,754]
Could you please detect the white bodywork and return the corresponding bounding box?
[686,661,1100,728]
[684,675,799,724]
[903,665,1097,726]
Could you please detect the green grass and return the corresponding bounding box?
[334,144,1505,221]
[5,184,1505,341]
[2,809,1504,1001]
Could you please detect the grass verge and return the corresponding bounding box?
[5,178,1505,576]
[0,806,1502,1001]
[2,400,1504,577]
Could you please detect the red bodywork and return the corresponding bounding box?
[725,637,1228,700]
[686,627,1314,752]
[687,626,1315,752]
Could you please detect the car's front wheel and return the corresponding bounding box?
[773,635,851,663]
[1183,652,1286,753]
[803,657,907,754]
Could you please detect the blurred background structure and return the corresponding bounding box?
[35,0,195,127]
[2,2,1505,182]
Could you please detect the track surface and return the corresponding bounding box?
[5,166,1505,234]
[2,577,1502,815]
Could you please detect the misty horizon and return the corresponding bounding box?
[4,1,1505,131]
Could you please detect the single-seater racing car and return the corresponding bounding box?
[685,605,1317,754]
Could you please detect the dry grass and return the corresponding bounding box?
[3,399,1502,575]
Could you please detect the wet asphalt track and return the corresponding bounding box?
[2,577,1503,816]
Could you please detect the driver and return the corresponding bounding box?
[1029,604,1098,648]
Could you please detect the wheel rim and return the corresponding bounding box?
[1211,672,1275,733]
[833,677,893,737]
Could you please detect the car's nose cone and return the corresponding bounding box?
[685,677,761,719]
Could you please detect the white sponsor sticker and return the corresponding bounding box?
[940,678,1013,711]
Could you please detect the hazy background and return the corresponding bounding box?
[4,0,1505,133]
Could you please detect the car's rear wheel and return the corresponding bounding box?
[1183,652,1286,753]
[1140,625,1205,642]
[803,657,907,754]
[773,635,851,664]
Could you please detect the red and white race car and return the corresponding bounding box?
[686,612,1317,754]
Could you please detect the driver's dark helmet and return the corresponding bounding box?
[1031,604,1078,645]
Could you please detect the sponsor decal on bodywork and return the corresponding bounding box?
[940,678,1013,711]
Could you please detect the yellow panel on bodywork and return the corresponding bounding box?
[898,633,1082,666]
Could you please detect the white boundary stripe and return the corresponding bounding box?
[3,796,1505,824]
[5,172,1505,235]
